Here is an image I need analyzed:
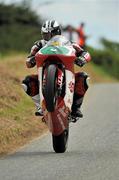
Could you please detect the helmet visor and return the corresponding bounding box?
[42,32,51,41]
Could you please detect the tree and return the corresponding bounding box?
[0,2,43,52]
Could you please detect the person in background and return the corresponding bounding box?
[63,22,88,49]
[75,22,87,49]
[63,25,73,42]
[22,20,91,122]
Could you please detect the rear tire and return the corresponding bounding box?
[43,64,57,112]
[52,128,69,153]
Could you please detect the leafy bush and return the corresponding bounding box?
[88,39,119,79]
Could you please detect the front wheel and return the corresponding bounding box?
[52,128,69,153]
[43,64,57,112]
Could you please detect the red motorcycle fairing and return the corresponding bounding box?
[42,98,69,135]
[35,54,75,72]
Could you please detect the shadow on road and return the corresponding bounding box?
[1,148,118,161]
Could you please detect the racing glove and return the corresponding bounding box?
[75,56,87,67]
[26,56,36,68]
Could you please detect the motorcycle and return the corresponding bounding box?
[35,35,76,153]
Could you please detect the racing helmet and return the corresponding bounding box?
[41,20,61,41]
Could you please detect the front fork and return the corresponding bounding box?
[38,67,75,135]
[64,70,75,111]
[57,68,64,96]
[38,67,44,108]
[38,67,75,111]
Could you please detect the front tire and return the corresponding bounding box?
[43,64,57,112]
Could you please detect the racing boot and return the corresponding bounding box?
[71,94,84,122]
[32,94,43,116]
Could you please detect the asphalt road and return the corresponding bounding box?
[0,83,119,180]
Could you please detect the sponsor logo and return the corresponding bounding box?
[51,48,57,52]
[51,41,60,46]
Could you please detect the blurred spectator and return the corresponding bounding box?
[63,25,73,42]
[75,22,87,48]
[63,23,88,49]
[66,25,73,42]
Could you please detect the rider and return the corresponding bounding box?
[22,20,91,121]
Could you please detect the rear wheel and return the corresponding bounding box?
[52,128,69,153]
[43,64,57,112]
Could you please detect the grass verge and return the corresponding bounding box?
[0,54,47,156]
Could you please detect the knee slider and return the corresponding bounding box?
[22,76,32,96]
[79,72,89,78]
[79,72,89,90]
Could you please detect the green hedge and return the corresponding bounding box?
[0,24,41,52]
[0,3,42,54]
[88,39,119,79]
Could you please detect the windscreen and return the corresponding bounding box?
[47,35,72,47]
